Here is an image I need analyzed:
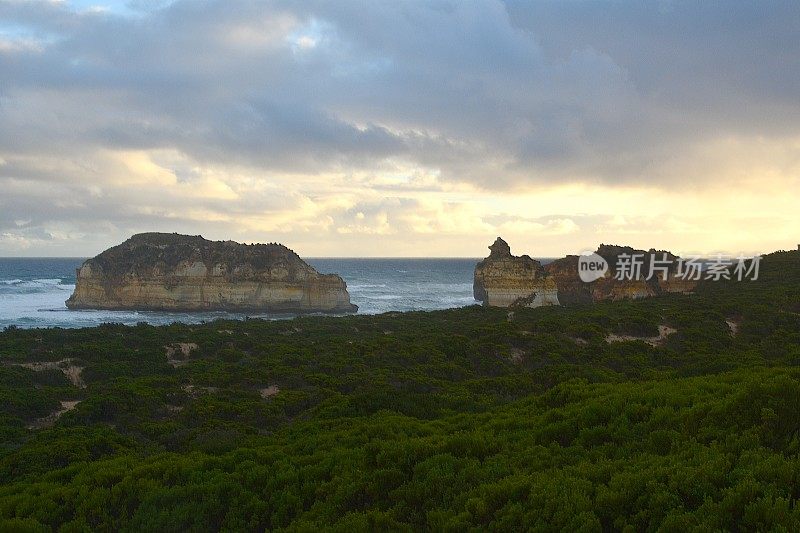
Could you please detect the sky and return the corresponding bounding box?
[0,0,798,258]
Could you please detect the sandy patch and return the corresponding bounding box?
[182,383,217,397]
[606,325,677,347]
[508,348,524,364]
[260,385,280,399]
[165,343,198,367]
[28,400,81,430]
[16,359,85,388]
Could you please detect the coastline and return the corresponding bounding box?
[0,257,480,329]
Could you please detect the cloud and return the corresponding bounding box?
[3,0,795,185]
[0,0,798,255]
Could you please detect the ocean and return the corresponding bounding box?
[0,258,484,329]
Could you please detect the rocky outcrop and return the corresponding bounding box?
[474,238,696,308]
[66,233,357,313]
[473,238,560,307]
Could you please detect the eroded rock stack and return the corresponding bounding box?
[473,238,560,307]
[474,238,696,308]
[66,233,357,313]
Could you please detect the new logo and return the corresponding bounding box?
[578,251,609,283]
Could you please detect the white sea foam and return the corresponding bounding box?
[2,258,482,328]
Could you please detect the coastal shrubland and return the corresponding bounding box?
[0,250,798,530]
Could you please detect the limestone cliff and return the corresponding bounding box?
[66,233,357,313]
[473,238,560,307]
[474,238,696,308]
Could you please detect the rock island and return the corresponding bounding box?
[66,233,357,313]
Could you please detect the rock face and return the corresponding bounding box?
[473,238,560,307]
[66,233,357,313]
[474,238,696,308]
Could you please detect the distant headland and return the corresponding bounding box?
[474,237,697,308]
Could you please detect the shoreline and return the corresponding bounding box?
[2,303,486,332]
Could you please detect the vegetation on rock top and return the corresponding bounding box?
[86,232,317,280]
